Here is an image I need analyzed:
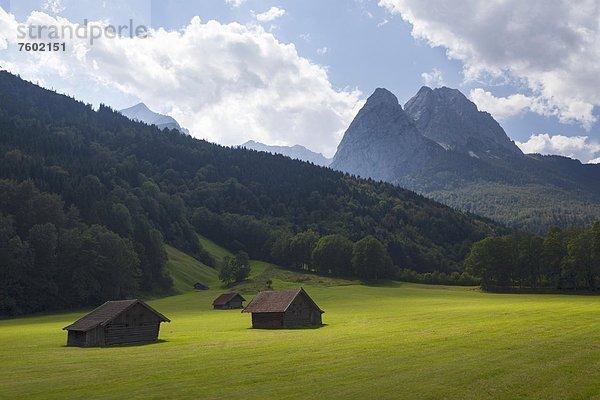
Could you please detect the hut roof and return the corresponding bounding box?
[212,293,246,306]
[63,299,170,332]
[242,287,324,314]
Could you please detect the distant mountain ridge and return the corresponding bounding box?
[331,86,600,233]
[120,103,189,135]
[240,140,331,166]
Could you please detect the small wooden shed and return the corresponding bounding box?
[194,282,209,290]
[242,287,324,329]
[212,293,246,309]
[63,299,170,347]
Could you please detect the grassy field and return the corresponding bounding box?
[165,245,219,292]
[1,248,600,399]
[198,235,232,264]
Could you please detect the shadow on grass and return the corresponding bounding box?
[361,280,404,288]
[484,287,600,296]
[62,339,169,349]
[246,324,328,330]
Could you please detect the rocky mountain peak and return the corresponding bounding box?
[330,88,443,182]
[120,103,189,135]
[404,86,521,156]
[365,88,400,108]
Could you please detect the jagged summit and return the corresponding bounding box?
[404,86,522,156]
[365,87,400,107]
[330,85,600,232]
[330,87,443,181]
[415,85,433,95]
[331,85,526,189]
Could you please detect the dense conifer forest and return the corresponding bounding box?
[0,71,505,315]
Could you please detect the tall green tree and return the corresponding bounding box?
[270,233,292,267]
[312,234,353,275]
[351,236,394,280]
[234,251,251,282]
[464,236,512,289]
[542,227,566,286]
[289,231,319,270]
[219,251,251,285]
[563,231,593,289]
[592,222,600,290]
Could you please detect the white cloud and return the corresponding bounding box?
[469,88,543,120]
[377,19,389,28]
[225,0,246,8]
[516,134,600,163]
[316,46,328,55]
[379,0,600,130]
[588,157,600,164]
[41,0,65,14]
[0,8,17,50]
[255,7,286,23]
[0,12,362,157]
[420,68,443,87]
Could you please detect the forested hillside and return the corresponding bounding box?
[0,71,502,315]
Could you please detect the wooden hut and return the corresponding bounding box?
[242,287,324,329]
[194,282,209,290]
[63,299,170,347]
[212,293,246,309]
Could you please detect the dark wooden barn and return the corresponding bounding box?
[212,293,246,309]
[242,287,324,329]
[63,299,170,347]
[194,282,209,290]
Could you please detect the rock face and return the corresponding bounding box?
[330,88,445,182]
[331,86,600,232]
[120,103,189,135]
[404,86,522,158]
[241,140,331,166]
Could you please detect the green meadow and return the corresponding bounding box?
[1,241,599,399]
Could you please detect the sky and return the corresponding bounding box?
[0,0,599,163]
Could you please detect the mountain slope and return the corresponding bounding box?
[120,102,190,135]
[332,86,600,233]
[165,245,219,293]
[240,140,331,166]
[0,71,503,314]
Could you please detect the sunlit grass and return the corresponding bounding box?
[1,279,599,399]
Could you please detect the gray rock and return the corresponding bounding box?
[120,103,189,135]
[330,88,445,182]
[240,140,332,167]
[404,86,522,158]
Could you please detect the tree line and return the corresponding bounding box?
[0,180,142,315]
[465,222,600,291]
[0,71,503,314]
[270,232,395,280]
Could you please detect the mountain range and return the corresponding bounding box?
[331,86,600,233]
[240,140,331,166]
[0,71,504,314]
[120,103,189,135]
